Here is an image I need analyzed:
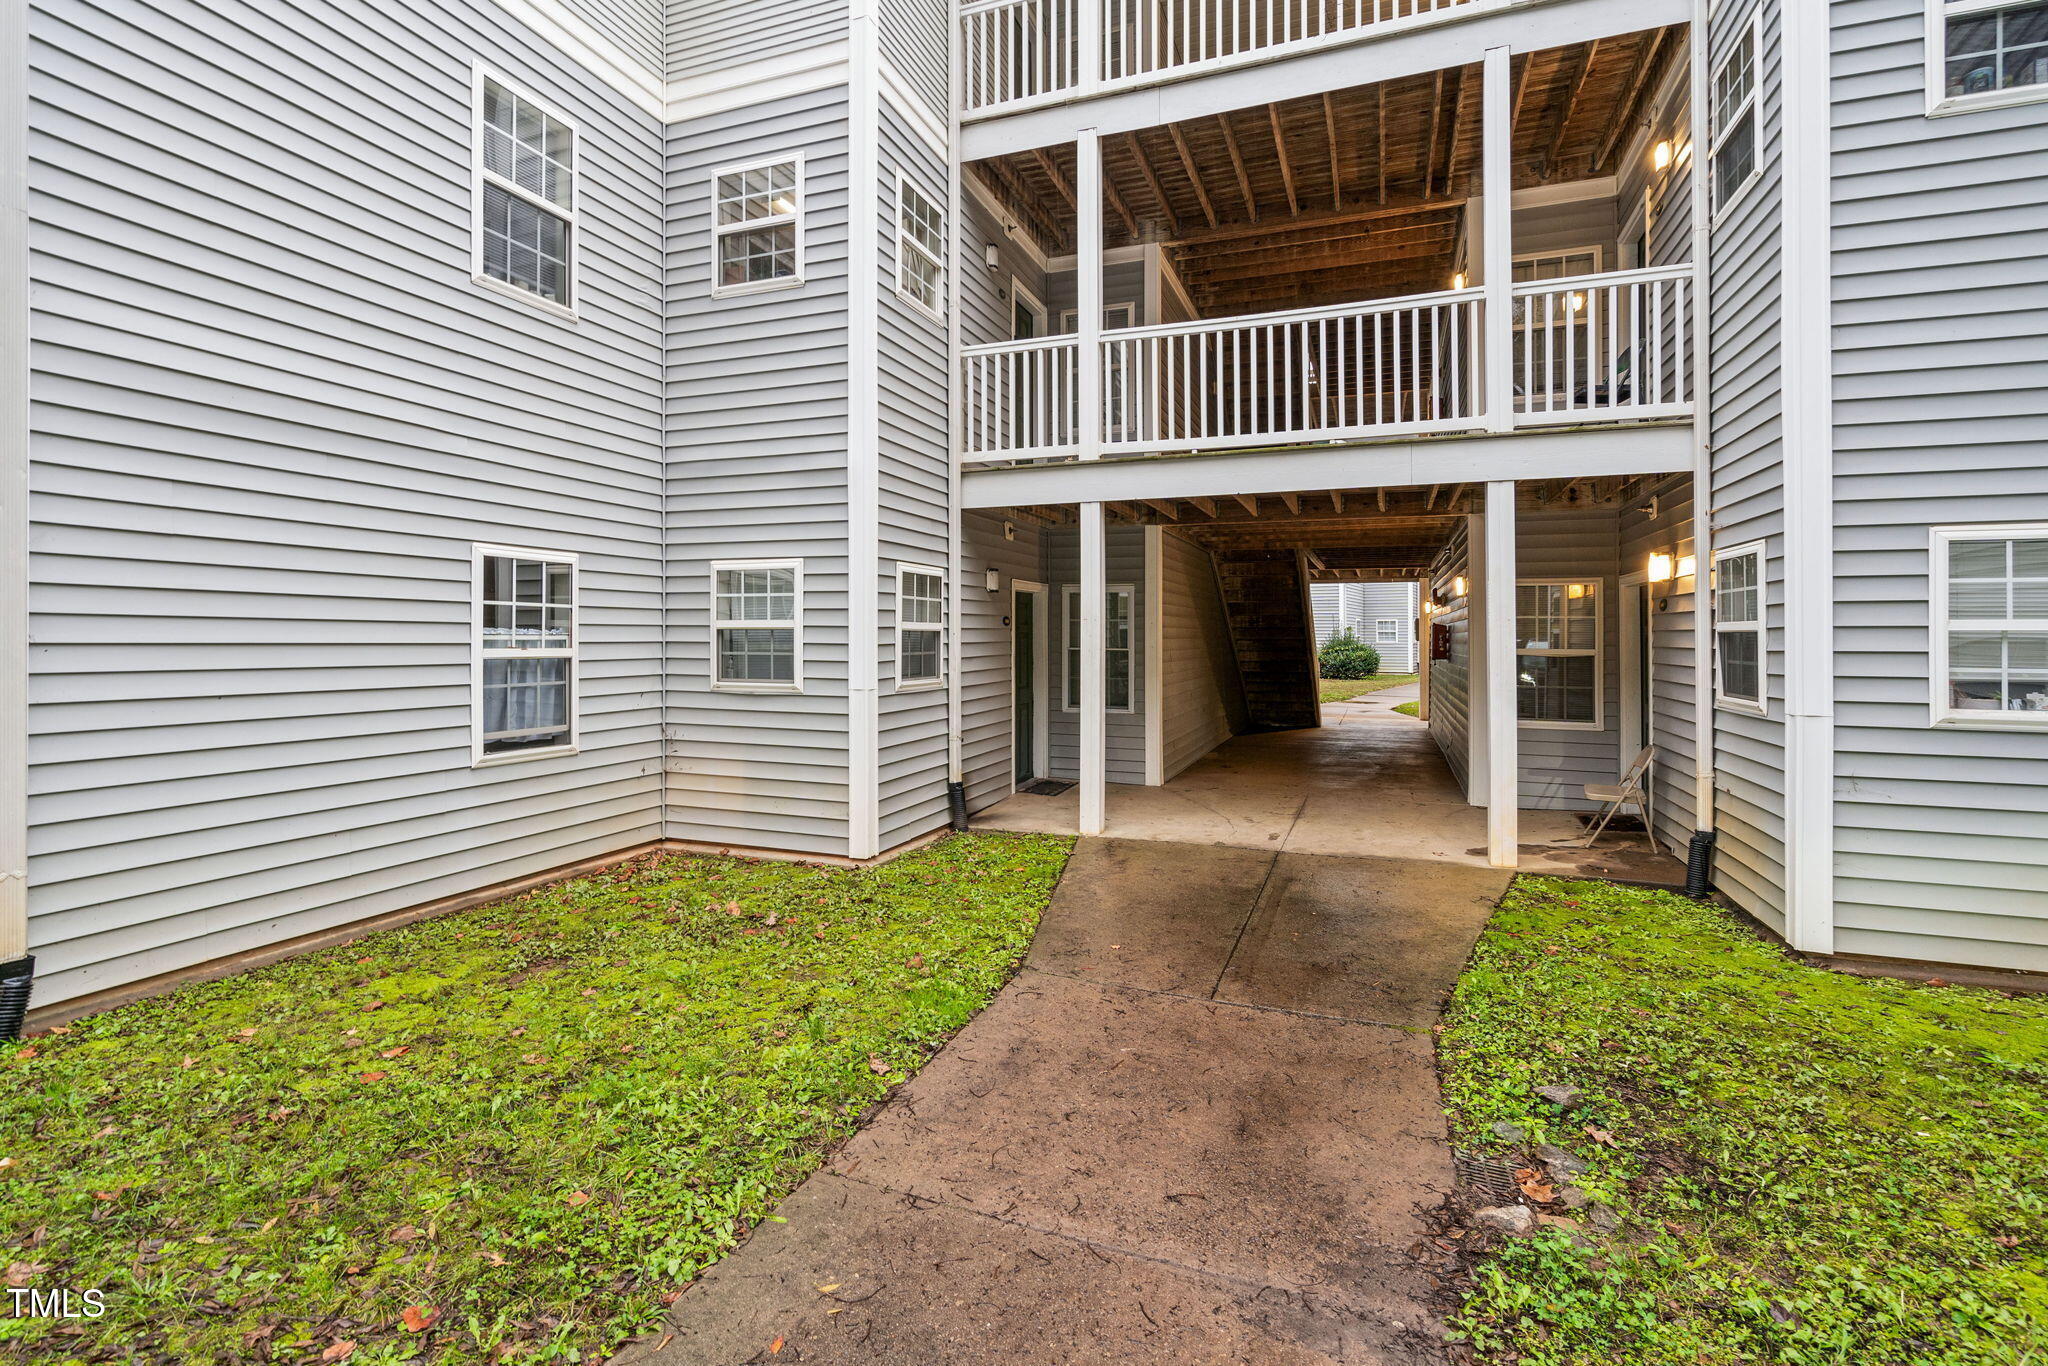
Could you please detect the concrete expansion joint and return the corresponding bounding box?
[1020,965,1434,1036]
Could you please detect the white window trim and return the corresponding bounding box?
[1927,0,2048,116]
[896,562,947,692]
[1061,583,1136,714]
[1375,618,1402,644]
[895,172,946,322]
[471,543,579,767]
[1929,523,2048,730]
[711,153,806,299]
[1712,539,1769,716]
[1709,5,1765,223]
[1515,578,1604,732]
[710,557,804,693]
[469,65,579,321]
[1010,274,1049,338]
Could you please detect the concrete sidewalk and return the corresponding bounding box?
[618,839,1509,1365]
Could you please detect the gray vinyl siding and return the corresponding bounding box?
[1513,196,1619,266]
[1516,508,1621,811]
[1047,525,1148,784]
[666,0,846,83]
[1620,472,1701,849]
[1311,581,1419,671]
[875,99,952,850]
[663,85,851,855]
[563,0,663,76]
[1705,0,1788,936]
[1160,530,1244,780]
[25,0,665,1008]
[1427,520,1474,796]
[960,512,1044,811]
[1827,0,2048,971]
[878,0,949,115]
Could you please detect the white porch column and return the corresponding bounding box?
[1416,576,1432,723]
[1076,127,1103,462]
[1481,46,1514,433]
[1484,481,1518,867]
[1079,501,1107,835]
[1078,0,1104,94]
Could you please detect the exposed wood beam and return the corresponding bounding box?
[1279,491,1301,515]
[1164,194,1467,249]
[1378,488,1388,512]
[1447,65,1475,194]
[1595,29,1673,173]
[976,160,1065,255]
[1104,176,1140,240]
[1426,484,1440,509]
[1165,122,1219,229]
[1544,40,1598,175]
[1376,84,1387,204]
[1323,92,1342,210]
[1181,237,1459,286]
[1123,133,1182,237]
[1426,69,1444,198]
[1331,490,1345,514]
[1268,104,1300,217]
[1187,495,1218,517]
[1142,498,1181,521]
[1032,148,1076,209]
[1217,113,1259,222]
[1235,493,1258,516]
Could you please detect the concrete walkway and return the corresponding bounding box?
[620,839,1510,1365]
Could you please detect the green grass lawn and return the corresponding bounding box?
[1,833,1072,1365]
[1318,672,1419,704]
[1393,700,1421,717]
[1440,878,2048,1365]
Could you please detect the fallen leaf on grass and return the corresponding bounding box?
[401,1305,441,1333]
[13,1046,37,1061]
[362,1001,385,1013]
[1514,1168,1556,1202]
[380,1046,410,1059]
[1584,1126,1616,1146]
[6,1262,49,1288]
[866,1055,890,1075]
[358,1071,388,1084]
[320,1342,357,1362]
[565,1191,591,1208]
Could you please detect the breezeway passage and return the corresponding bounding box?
[618,839,1511,1365]
[974,686,1685,885]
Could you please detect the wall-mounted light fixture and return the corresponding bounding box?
[984,242,1002,270]
[1647,552,1675,583]
[1652,140,1675,172]
[1452,575,1468,597]
[985,567,1001,592]
[1451,271,1469,290]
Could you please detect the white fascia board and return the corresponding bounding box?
[490,0,665,117]
[667,43,852,122]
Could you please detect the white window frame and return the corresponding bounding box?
[1010,275,1049,339]
[1062,584,1135,714]
[1712,540,1768,716]
[1928,0,2048,116]
[471,543,579,767]
[1375,618,1402,644]
[1929,523,2048,729]
[469,65,578,320]
[895,172,945,322]
[711,558,804,693]
[1515,579,1604,731]
[896,563,947,692]
[1709,5,1765,221]
[711,154,805,299]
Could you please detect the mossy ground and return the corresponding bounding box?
[1317,673,1419,704]
[1440,877,2048,1365]
[1,833,1073,1365]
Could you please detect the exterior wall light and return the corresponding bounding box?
[1451,271,1469,290]
[1652,140,1674,171]
[1452,576,1468,597]
[1647,552,1676,583]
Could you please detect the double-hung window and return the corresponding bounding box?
[474,546,577,762]
[713,560,802,690]
[1713,541,1766,712]
[1516,581,1601,727]
[1710,7,1762,213]
[1931,525,2048,726]
[896,175,945,318]
[1375,618,1402,645]
[897,566,947,689]
[473,70,576,312]
[1931,1,2048,114]
[1064,586,1133,711]
[714,157,803,295]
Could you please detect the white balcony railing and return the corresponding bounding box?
[960,267,1693,463]
[963,0,1482,114]
[1512,265,1694,425]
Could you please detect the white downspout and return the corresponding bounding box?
[944,0,966,824]
[0,0,32,1030]
[1688,0,1719,864]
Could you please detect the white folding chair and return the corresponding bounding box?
[1583,746,1658,852]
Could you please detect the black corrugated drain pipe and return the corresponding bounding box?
[1684,831,1717,901]
[945,781,970,832]
[0,955,34,1042]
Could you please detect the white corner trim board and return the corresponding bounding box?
[667,43,853,123]
[1,0,29,966]
[846,2,884,859]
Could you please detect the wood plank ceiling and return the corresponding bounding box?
[1010,477,1657,578]
[973,27,1683,316]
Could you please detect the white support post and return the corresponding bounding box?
[1416,576,1432,724]
[1687,0,1718,846]
[1484,481,1518,868]
[1481,46,1514,433]
[1076,127,1104,462]
[1079,0,1104,94]
[1464,513,1488,807]
[1,0,30,981]
[1079,501,1107,835]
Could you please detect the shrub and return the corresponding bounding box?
[1319,629,1381,679]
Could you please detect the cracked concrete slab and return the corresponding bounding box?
[828,970,1451,1325]
[617,1174,1422,1366]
